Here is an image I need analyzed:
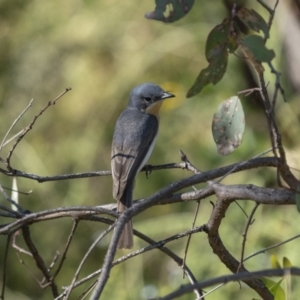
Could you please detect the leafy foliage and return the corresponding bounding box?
[184,6,275,97]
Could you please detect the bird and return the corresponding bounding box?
[111,82,175,249]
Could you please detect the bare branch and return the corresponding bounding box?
[0,206,116,235]
[59,223,205,300]
[237,203,260,272]
[6,88,71,170]
[52,220,79,280]
[22,226,59,297]
[160,268,300,300]
[205,190,273,299]
[64,223,115,299]
[0,184,25,213]
[244,232,300,262]
[0,98,34,153]
[1,235,11,299]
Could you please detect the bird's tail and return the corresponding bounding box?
[116,183,134,249]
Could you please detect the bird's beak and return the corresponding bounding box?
[160,91,175,100]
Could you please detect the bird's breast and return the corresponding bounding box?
[145,101,163,118]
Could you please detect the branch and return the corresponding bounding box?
[159,268,300,300]
[52,220,79,280]
[56,223,206,299]
[0,235,11,299]
[0,156,277,183]
[205,187,273,299]
[64,222,115,299]
[0,206,116,235]
[238,203,260,272]
[244,232,300,262]
[90,175,291,299]
[22,226,59,297]
[0,98,33,154]
[6,88,71,171]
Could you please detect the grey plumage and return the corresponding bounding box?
[111,83,175,249]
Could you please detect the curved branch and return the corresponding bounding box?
[205,186,273,299]
[159,268,300,300]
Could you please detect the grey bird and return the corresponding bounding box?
[111,82,175,249]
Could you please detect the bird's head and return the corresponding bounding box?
[129,83,175,116]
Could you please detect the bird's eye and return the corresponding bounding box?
[144,97,151,102]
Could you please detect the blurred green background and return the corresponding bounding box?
[1,0,300,299]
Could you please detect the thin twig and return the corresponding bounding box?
[178,150,204,280]
[41,251,60,286]
[1,235,11,300]
[0,99,34,153]
[6,88,71,170]
[237,203,260,272]
[0,204,20,216]
[22,226,59,297]
[268,61,287,107]
[64,223,115,299]
[52,220,79,280]
[257,0,273,14]
[244,233,300,262]
[237,87,261,96]
[15,251,42,285]
[12,230,33,256]
[1,129,25,148]
[0,184,25,212]
[1,185,32,195]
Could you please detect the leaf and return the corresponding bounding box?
[145,0,194,23]
[296,183,300,213]
[206,18,230,62]
[261,278,286,300]
[240,35,275,63]
[187,19,240,97]
[187,48,228,97]
[211,96,245,155]
[241,45,265,75]
[237,8,269,39]
[283,257,292,268]
[206,18,239,61]
[271,254,282,269]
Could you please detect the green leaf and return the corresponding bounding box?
[211,96,245,155]
[206,18,230,62]
[206,18,239,61]
[241,44,265,74]
[240,35,275,63]
[283,257,292,268]
[271,254,282,269]
[145,0,194,23]
[261,278,286,300]
[187,49,228,97]
[296,183,300,212]
[187,19,240,97]
[237,8,269,38]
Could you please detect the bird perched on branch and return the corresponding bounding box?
[111,82,175,249]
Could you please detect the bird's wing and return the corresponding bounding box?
[111,111,158,200]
